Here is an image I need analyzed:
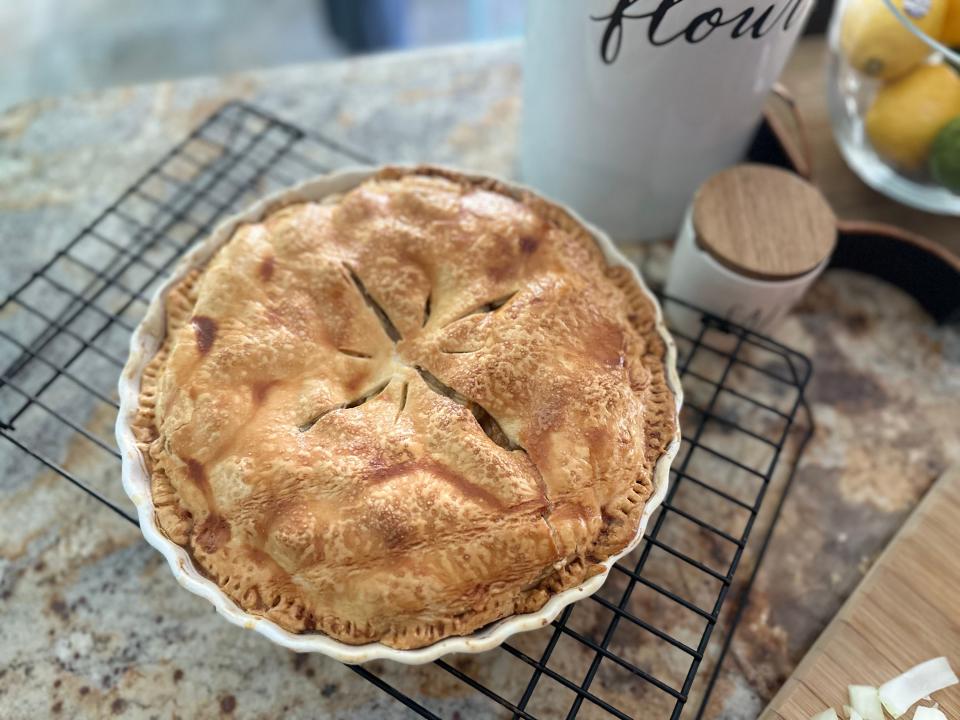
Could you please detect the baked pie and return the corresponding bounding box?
[132,167,676,650]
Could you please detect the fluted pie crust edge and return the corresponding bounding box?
[119,165,681,659]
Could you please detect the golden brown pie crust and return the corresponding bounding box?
[133,166,675,649]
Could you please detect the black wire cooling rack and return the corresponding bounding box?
[0,101,813,719]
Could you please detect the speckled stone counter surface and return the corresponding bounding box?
[1,41,958,720]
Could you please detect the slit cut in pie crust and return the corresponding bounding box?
[132,166,676,650]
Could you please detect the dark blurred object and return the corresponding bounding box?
[830,222,960,325]
[804,0,835,35]
[321,0,524,52]
[323,0,407,51]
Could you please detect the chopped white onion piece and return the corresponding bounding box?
[843,704,864,720]
[849,685,885,720]
[811,710,839,720]
[913,707,947,720]
[879,658,959,718]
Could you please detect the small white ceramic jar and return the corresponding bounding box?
[665,164,836,340]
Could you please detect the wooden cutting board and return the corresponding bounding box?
[762,465,960,720]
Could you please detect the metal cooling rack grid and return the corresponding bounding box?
[0,101,813,719]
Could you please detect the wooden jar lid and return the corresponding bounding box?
[692,164,837,281]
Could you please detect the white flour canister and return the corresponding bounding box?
[521,0,817,242]
[665,164,837,339]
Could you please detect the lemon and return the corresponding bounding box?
[865,63,960,172]
[942,0,960,45]
[840,0,946,80]
[930,117,960,192]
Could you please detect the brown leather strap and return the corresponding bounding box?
[767,84,813,179]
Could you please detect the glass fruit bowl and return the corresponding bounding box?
[828,0,960,213]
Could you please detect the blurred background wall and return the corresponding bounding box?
[0,0,524,112]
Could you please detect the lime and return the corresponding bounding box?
[930,116,960,192]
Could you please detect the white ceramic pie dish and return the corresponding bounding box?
[115,165,683,665]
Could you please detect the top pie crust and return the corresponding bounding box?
[133,166,676,650]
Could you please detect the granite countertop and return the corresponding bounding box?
[1,40,958,720]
